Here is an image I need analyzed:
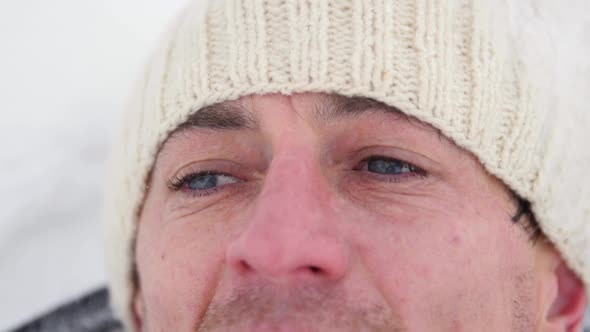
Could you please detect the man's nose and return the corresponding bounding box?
[226,153,349,285]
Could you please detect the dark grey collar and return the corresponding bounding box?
[10,287,123,332]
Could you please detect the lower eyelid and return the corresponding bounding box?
[361,170,423,182]
[185,186,221,197]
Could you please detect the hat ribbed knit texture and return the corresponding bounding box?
[105,0,589,329]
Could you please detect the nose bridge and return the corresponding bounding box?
[255,150,336,243]
[226,150,349,283]
[263,151,327,216]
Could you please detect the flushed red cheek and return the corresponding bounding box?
[352,206,493,317]
[136,207,231,328]
[139,246,225,328]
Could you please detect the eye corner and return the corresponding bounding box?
[166,170,203,192]
[166,176,185,191]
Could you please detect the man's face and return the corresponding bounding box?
[134,93,544,331]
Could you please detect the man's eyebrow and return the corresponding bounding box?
[170,94,436,138]
[315,94,447,141]
[313,94,407,122]
[175,102,257,131]
[175,95,403,133]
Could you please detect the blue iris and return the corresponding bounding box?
[188,174,219,190]
[367,158,415,175]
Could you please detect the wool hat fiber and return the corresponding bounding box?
[105,0,590,328]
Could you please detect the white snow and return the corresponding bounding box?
[0,0,587,330]
[0,1,189,330]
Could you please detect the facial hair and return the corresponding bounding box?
[195,284,405,332]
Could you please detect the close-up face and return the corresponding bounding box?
[132,93,574,331]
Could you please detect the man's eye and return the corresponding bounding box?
[364,157,422,175]
[168,171,241,193]
[187,173,239,190]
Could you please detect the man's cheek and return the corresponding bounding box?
[356,210,496,322]
[136,220,228,328]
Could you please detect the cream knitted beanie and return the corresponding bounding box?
[105,0,590,328]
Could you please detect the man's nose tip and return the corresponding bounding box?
[226,231,349,284]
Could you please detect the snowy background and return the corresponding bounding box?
[0,0,588,331]
[0,1,189,330]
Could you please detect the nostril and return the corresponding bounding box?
[308,265,322,274]
[239,260,252,273]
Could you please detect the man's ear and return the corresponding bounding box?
[133,288,145,332]
[536,244,586,332]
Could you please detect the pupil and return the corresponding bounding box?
[368,159,407,174]
[188,174,218,190]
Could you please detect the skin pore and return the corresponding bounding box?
[133,93,586,331]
